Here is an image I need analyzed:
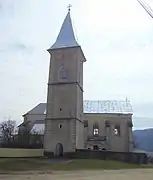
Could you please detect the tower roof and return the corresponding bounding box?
[49,11,79,50]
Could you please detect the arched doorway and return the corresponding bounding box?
[55,143,63,156]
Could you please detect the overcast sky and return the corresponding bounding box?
[0,0,153,129]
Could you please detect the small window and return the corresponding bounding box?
[59,124,62,129]
[58,66,68,80]
[93,128,99,135]
[113,125,120,136]
[93,145,99,150]
[93,122,99,135]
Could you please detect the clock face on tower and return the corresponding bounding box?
[58,64,68,82]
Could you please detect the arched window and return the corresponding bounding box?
[113,124,121,136]
[58,65,68,81]
[93,122,99,135]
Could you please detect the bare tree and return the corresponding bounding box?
[18,127,31,147]
[0,120,16,144]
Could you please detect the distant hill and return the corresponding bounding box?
[133,129,153,152]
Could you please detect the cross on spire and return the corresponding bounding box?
[67,4,72,12]
[49,4,79,50]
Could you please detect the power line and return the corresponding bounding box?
[137,0,153,18]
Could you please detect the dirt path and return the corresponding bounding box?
[1,169,153,180]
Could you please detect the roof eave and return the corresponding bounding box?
[47,45,86,62]
[47,45,79,52]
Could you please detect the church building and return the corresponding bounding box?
[19,9,133,156]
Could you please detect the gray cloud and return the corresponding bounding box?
[11,43,27,50]
[83,28,153,53]
[0,0,153,130]
[0,42,35,55]
[9,42,34,53]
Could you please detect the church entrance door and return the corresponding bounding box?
[55,143,63,156]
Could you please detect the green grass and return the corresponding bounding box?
[0,148,43,157]
[0,158,50,171]
[0,158,152,172]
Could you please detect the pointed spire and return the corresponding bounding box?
[49,9,79,50]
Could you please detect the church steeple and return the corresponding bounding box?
[44,6,86,156]
[49,9,79,50]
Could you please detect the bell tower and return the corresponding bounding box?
[44,8,86,156]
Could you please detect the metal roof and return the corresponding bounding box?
[24,100,132,115]
[84,100,132,114]
[49,11,79,50]
[30,124,44,135]
[25,103,46,115]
